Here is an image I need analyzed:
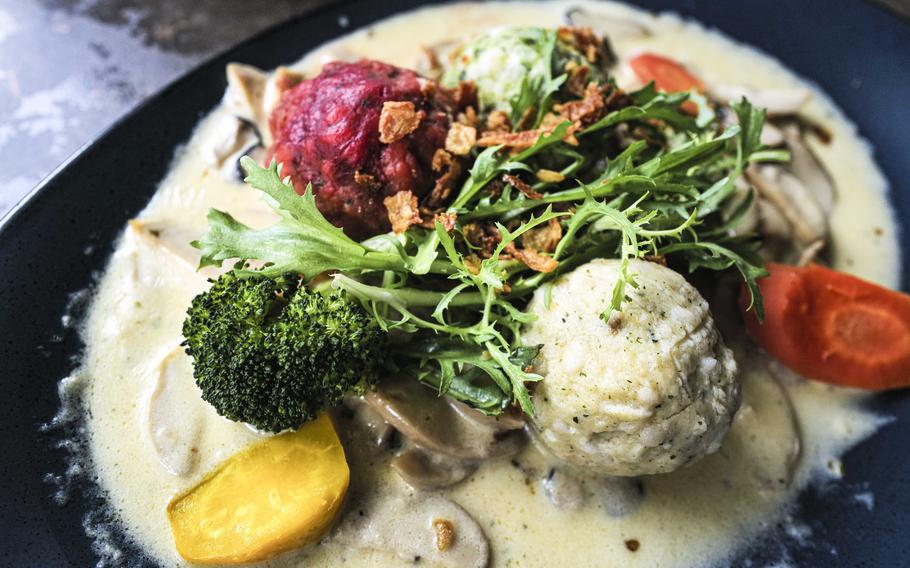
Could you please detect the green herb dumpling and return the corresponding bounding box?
[442,26,611,117]
[523,259,740,476]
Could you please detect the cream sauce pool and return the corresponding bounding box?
[68,1,900,567]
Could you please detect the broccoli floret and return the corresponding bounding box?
[182,272,386,432]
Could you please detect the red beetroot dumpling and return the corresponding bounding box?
[269,59,452,239]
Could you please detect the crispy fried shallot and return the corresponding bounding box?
[379,101,423,144]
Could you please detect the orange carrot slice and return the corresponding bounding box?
[740,263,910,390]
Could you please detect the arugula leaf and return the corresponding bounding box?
[191,65,779,419]
[660,240,769,320]
[193,159,453,278]
[584,86,697,135]
[508,30,567,129]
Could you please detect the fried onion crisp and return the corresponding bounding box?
[556,82,606,125]
[445,122,477,156]
[457,105,479,127]
[564,62,590,98]
[521,218,563,253]
[452,80,478,110]
[504,242,558,273]
[478,128,544,150]
[434,211,458,232]
[502,173,542,200]
[379,101,423,144]
[463,222,502,258]
[485,110,512,133]
[384,190,422,234]
[557,26,609,64]
[428,148,463,207]
[433,519,455,552]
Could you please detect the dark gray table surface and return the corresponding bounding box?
[0,0,332,220]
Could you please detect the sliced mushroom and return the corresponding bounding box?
[760,121,784,147]
[447,398,526,432]
[205,113,264,181]
[126,219,220,287]
[128,213,276,281]
[781,123,836,214]
[590,476,644,517]
[364,380,525,460]
[335,492,490,568]
[145,348,205,477]
[224,63,270,128]
[344,395,394,452]
[542,467,585,511]
[724,347,803,490]
[564,6,651,39]
[128,219,200,271]
[722,177,760,237]
[746,165,827,245]
[224,63,303,148]
[392,446,478,491]
[796,239,826,266]
[541,466,643,516]
[756,198,794,241]
[709,84,811,116]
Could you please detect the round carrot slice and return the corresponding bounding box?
[740,263,910,390]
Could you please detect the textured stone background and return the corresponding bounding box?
[0,0,329,219]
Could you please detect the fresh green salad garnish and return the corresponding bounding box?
[178,22,793,428]
[188,85,777,421]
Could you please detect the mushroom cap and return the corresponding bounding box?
[524,258,740,476]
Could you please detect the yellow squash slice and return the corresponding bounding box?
[167,414,349,564]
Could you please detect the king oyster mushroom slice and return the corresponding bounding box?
[392,445,478,491]
[541,467,643,516]
[542,467,585,511]
[796,238,826,266]
[760,121,785,147]
[336,492,490,568]
[591,476,644,517]
[721,177,761,237]
[145,348,205,477]
[726,346,803,490]
[224,63,304,148]
[781,123,836,214]
[205,114,267,182]
[447,397,526,431]
[126,219,221,286]
[746,164,828,245]
[364,380,525,460]
[564,6,652,40]
[718,102,784,148]
[756,198,795,242]
[344,395,394,452]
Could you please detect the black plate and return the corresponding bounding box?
[1,1,908,566]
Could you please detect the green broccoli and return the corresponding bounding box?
[181,272,387,432]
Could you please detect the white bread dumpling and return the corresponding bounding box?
[524,258,740,476]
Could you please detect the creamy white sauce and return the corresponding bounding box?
[67,2,900,567]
